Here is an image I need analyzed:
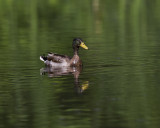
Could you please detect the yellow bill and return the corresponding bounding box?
[80,42,88,50]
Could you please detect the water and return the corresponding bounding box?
[1,0,160,128]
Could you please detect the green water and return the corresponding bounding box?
[1,0,160,128]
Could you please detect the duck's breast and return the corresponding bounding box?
[70,55,82,66]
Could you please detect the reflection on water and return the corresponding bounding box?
[40,66,89,93]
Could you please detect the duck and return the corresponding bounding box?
[40,38,88,67]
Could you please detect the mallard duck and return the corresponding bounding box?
[40,38,88,67]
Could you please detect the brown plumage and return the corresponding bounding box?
[40,38,88,67]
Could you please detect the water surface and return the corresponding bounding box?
[0,0,160,128]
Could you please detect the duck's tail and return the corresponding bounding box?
[40,55,47,62]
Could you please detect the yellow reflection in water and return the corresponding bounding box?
[40,66,89,93]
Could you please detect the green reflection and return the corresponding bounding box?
[0,0,160,128]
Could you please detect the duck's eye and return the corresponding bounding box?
[76,41,80,45]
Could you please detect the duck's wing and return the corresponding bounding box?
[47,53,71,63]
[40,53,71,63]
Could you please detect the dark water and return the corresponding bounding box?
[1,0,160,128]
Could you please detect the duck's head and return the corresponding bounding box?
[72,38,88,51]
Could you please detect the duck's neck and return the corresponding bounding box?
[74,47,79,55]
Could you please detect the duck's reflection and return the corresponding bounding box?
[40,66,89,93]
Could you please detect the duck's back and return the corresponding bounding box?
[40,53,71,67]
